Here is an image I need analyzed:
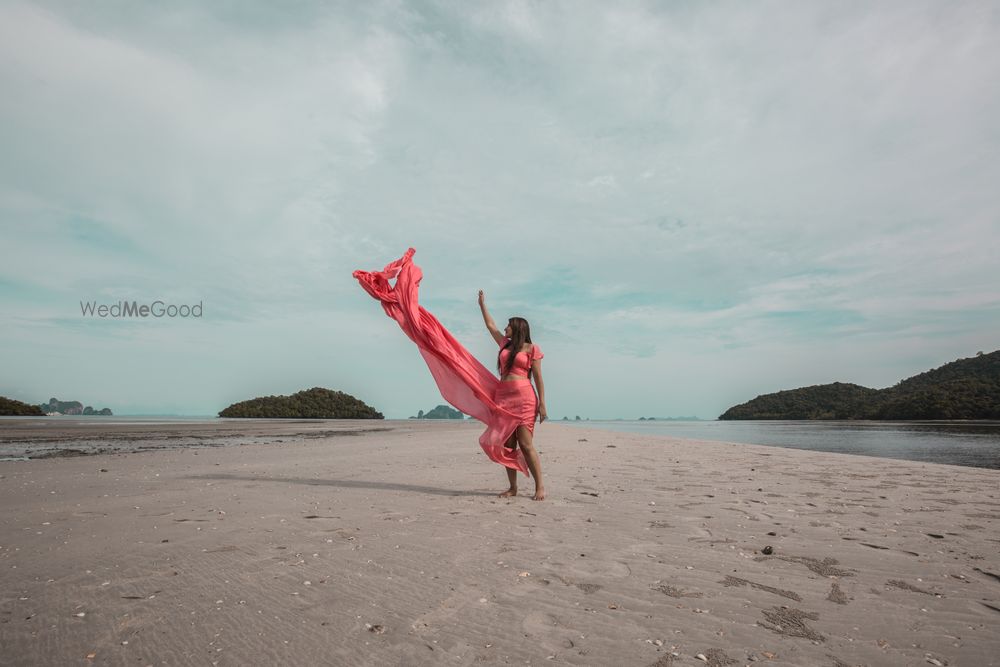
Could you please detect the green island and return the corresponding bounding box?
[410,405,465,419]
[720,350,1000,420]
[40,397,113,416]
[0,396,113,416]
[0,396,45,416]
[218,387,383,419]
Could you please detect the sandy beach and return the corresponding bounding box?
[1,419,998,666]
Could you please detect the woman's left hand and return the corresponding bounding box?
[538,405,547,423]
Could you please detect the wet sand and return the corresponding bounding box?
[0,417,393,459]
[1,420,998,666]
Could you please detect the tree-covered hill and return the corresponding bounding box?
[720,350,1000,420]
[720,382,882,420]
[218,387,383,419]
[0,396,45,416]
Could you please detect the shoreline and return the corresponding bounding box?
[1,422,998,665]
[4,416,1000,470]
[560,419,1000,471]
[0,417,397,460]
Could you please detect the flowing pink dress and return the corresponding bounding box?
[352,248,535,477]
[495,338,544,436]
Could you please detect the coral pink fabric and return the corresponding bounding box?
[494,380,538,434]
[352,248,531,477]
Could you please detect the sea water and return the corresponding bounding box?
[558,419,1000,470]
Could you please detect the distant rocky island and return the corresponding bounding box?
[218,387,383,419]
[410,405,465,419]
[37,397,113,416]
[0,396,113,416]
[720,350,1000,420]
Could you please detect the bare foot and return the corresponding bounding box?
[499,488,517,498]
[532,487,546,501]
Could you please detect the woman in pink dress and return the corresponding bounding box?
[479,290,547,500]
[353,248,547,500]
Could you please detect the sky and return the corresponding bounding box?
[1,1,998,419]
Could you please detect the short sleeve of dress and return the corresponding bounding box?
[530,343,543,362]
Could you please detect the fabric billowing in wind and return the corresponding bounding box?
[353,248,531,476]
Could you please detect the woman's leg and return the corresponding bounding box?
[515,425,545,501]
[498,433,518,497]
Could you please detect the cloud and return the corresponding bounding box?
[1,0,998,418]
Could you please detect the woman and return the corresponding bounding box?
[354,248,536,483]
[479,290,547,501]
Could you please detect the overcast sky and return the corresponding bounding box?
[1,1,998,419]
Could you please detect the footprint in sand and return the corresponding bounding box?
[757,606,824,642]
[653,583,703,599]
[696,648,738,667]
[753,554,855,577]
[561,559,632,580]
[885,579,938,596]
[721,575,801,602]
[553,574,602,594]
[574,582,602,594]
[521,610,576,655]
[826,582,848,604]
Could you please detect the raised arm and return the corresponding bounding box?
[478,290,505,345]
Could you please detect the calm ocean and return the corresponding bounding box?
[557,419,1000,470]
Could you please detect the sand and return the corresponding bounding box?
[1,419,998,666]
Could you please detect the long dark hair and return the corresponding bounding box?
[498,317,532,376]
